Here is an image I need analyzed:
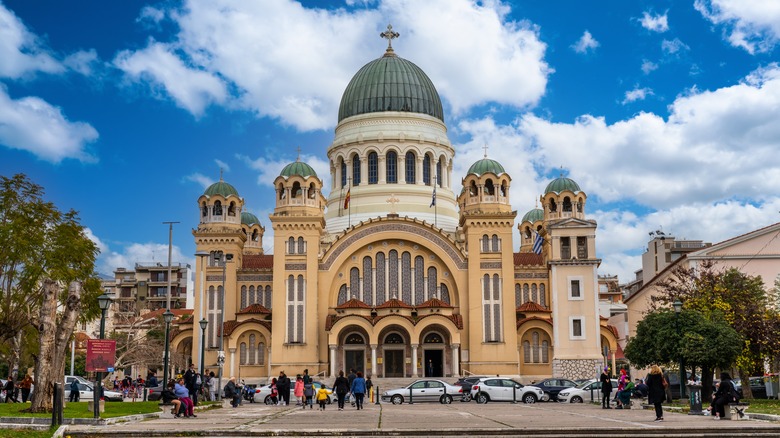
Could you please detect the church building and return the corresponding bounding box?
[173,27,619,382]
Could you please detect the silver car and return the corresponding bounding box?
[470,377,548,404]
[381,379,463,404]
[65,382,124,402]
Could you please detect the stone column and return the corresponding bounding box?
[329,345,337,378]
[378,156,386,184]
[399,156,406,184]
[451,343,460,377]
[411,344,419,378]
[360,155,368,185]
[229,348,236,378]
[267,347,272,377]
[416,156,424,185]
[370,344,378,378]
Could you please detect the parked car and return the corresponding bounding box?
[381,379,463,404]
[65,382,124,402]
[145,382,167,401]
[453,376,487,401]
[535,378,578,401]
[748,377,768,399]
[557,378,617,403]
[253,381,336,404]
[470,377,547,404]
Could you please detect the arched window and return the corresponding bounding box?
[542,340,549,363]
[251,229,259,242]
[350,267,360,301]
[469,181,477,196]
[532,331,540,363]
[524,226,532,239]
[563,196,572,212]
[258,342,266,365]
[340,160,347,188]
[387,151,397,183]
[241,286,247,309]
[368,152,378,184]
[248,285,255,306]
[424,333,443,343]
[482,235,489,252]
[440,283,450,304]
[531,284,538,303]
[388,250,399,299]
[485,179,495,195]
[549,198,557,212]
[264,285,272,309]
[213,201,223,216]
[240,342,247,365]
[376,252,386,304]
[228,202,236,216]
[414,255,424,305]
[436,158,442,187]
[491,235,499,252]
[308,183,316,199]
[201,202,208,217]
[401,252,412,303]
[577,197,584,212]
[384,333,404,344]
[515,284,521,307]
[298,237,305,254]
[363,256,373,306]
[288,237,295,254]
[248,334,257,365]
[523,284,529,304]
[427,267,437,301]
[423,154,431,185]
[292,181,301,198]
[523,340,531,363]
[500,181,507,197]
[338,284,347,305]
[352,155,361,185]
[540,284,546,308]
[345,333,365,344]
[405,152,416,184]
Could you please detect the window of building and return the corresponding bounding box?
[363,256,373,306]
[540,284,546,307]
[436,159,442,187]
[387,151,397,183]
[352,155,361,185]
[482,274,502,342]
[368,152,378,184]
[298,237,305,254]
[241,285,247,309]
[213,201,223,216]
[292,182,301,198]
[577,236,588,259]
[414,255,424,305]
[201,202,208,217]
[485,179,495,195]
[350,267,360,301]
[427,266,437,301]
[482,234,489,252]
[423,154,431,185]
[286,275,305,343]
[264,285,272,309]
[560,236,571,259]
[401,252,412,303]
[340,160,347,188]
[569,277,583,300]
[531,284,538,303]
[570,317,585,339]
[515,284,521,307]
[376,252,386,304]
[563,196,572,212]
[405,152,416,184]
[288,237,296,254]
[491,234,499,252]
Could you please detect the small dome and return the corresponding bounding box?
[521,208,544,223]
[467,158,506,176]
[338,51,444,123]
[544,177,581,194]
[280,161,317,178]
[241,212,261,226]
[204,179,239,197]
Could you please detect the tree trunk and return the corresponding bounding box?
[9,331,21,380]
[28,281,82,413]
[738,368,753,400]
[701,365,714,403]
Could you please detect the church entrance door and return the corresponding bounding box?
[345,350,364,374]
[384,350,404,377]
[424,349,443,377]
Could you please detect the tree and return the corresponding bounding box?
[0,174,100,412]
[625,308,742,401]
[652,260,780,399]
[110,313,165,375]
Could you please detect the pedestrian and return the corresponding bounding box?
[600,367,612,409]
[20,374,34,403]
[302,368,313,409]
[711,372,738,420]
[662,369,673,403]
[208,371,217,401]
[616,376,635,409]
[3,377,18,403]
[316,384,332,410]
[162,380,182,417]
[147,371,158,388]
[277,371,291,406]
[294,375,304,406]
[427,360,434,377]
[347,368,357,406]
[270,378,279,405]
[646,365,666,422]
[333,370,349,411]
[175,377,195,417]
[184,364,199,406]
[201,370,211,401]
[365,375,373,403]
[68,379,80,402]
[350,371,366,410]
[224,376,241,408]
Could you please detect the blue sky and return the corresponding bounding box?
[2,0,780,285]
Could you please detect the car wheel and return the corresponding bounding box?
[391,394,404,405]
[476,393,489,404]
[571,396,583,403]
[264,396,274,405]
[461,393,472,402]
[523,393,537,404]
[326,397,332,404]
[440,394,453,404]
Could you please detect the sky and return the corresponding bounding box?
[2,0,780,287]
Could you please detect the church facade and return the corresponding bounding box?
[173,32,619,382]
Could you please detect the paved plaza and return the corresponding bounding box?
[61,400,780,437]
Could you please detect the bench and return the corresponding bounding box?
[724,402,749,420]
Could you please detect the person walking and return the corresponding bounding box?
[350,371,367,410]
[646,365,666,422]
[600,367,613,409]
[269,378,279,405]
[316,384,332,410]
[333,370,349,411]
[347,368,357,406]
[208,371,218,401]
[277,371,291,406]
[302,369,314,409]
[294,375,304,406]
[365,375,373,403]
[68,379,80,402]
[20,374,33,403]
[3,377,18,403]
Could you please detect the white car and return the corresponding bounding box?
[470,377,548,404]
[557,378,617,403]
[65,382,124,402]
[253,381,337,404]
[381,379,463,404]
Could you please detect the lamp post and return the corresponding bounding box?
[194,251,209,378]
[673,299,686,399]
[162,310,174,393]
[216,254,231,401]
[94,292,112,419]
[199,318,208,379]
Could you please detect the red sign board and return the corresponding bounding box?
[86,339,116,373]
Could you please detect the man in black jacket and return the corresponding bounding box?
[184,364,199,406]
[276,372,291,406]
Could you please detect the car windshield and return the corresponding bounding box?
[576,380,595,389]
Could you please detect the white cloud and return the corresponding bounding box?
[622,86,653,104]
[0,3,64,78]
[695,0,780,54]
[215,159,231,173]
[138,6,166,24]
[572,30,600,54]
[0,85,98,163]
[63,49,99,76]
[184,172,214,189]
[113,40,228,117]
[114,0,550,130]
[661,38,689,55]
[639,11,669,33]
[641,60,658,74]
[98,242,191,278]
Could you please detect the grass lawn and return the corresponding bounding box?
[658,398,780,416]
[0,401,162,418]
[0,430,54,438]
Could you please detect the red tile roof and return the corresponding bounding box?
[336,298,371,310]
[138,308,193,324]
[243,254,273,269]
[236,304,272,315]
[375,299,413,309]
[417,298,453,308]
[516,302,551,313]
[513,252,544,266]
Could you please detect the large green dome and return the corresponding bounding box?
[241,212,261,226]
[338,51,444,123]
[544,177,581,194]
[280,161,317,178]
[204,179,239,197]
[521,208,544,223]
[467,158,506,176]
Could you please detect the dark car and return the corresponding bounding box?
[748,377,768,399]
[145,382,167,401]
[535,378,578,401]
[453,376,487,401]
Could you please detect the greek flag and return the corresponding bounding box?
[533,231,544,255]
[429,184,436,208]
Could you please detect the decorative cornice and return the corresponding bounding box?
[480,261,502,270]
[285,263,307,271]
[514,272,549,279]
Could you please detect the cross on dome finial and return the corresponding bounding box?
[219,167,224,181]
[296,146,301,162]
[482,143,489,158]
[380,24,400,56]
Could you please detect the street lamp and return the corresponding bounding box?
[94,292,112,419]
[216,253,232,401]
[673,299,686,399]
[199,318,208,379]
[194,250,209,377]
[162,309,175,393]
